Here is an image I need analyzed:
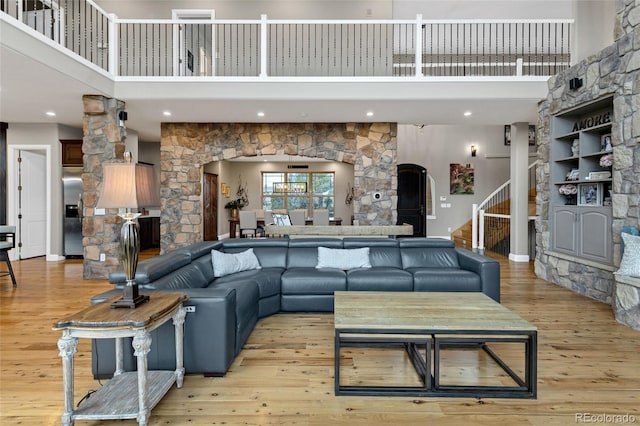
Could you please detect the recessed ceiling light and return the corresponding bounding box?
[464,111,472,117]
[257,112,265,117]
[163,111,172,116]
[366,111,374,117]
[45,111,56,117]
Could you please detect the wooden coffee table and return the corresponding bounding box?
[334,291,537,398]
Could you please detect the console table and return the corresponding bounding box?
[53,293,188,426]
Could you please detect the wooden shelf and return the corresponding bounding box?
[74,371,176,420]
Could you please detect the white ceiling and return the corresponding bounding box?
[1,18,549,143]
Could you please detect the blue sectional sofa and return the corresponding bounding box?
[91,237,500,378]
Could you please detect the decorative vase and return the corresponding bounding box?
[229,208,239,220]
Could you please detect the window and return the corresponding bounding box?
[262,172,335,216]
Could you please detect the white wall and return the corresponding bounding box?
[393,0,572,19]
[95,0,393,19]
[397,123,535,237]
[6,123,67,258]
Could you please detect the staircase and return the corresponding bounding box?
[452,162,538,257]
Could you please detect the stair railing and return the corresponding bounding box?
[472,160,539,251]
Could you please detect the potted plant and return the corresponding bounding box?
[225,198,246,220]
[224,176,249,220]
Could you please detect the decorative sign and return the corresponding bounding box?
[273,182,307,193]
[571,110,611,132]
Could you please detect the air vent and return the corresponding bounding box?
[287,164,309,169]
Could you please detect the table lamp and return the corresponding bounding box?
[96,154,160,308]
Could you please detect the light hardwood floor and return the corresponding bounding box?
[1,251,639,425]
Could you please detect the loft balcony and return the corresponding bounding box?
[0,0,574,140]
[1,0,572,78]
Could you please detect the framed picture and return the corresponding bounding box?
[504,124,536,146]
[578,183,602,206]
[449,163,475,194]
[601,133,612,152]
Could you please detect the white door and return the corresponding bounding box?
[172,10,215,77]
[17,150,47,259]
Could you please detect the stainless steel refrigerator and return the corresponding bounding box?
[63,167,83,258]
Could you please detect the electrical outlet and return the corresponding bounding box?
[99,253,106,262]
[185,306,196,313]
[95,208,105,215]
[447,227,452,232]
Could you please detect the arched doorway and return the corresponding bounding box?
[397,163,426,237]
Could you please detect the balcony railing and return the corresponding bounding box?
[1,0,572,79]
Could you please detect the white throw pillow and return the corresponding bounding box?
[316,247,371,270]
[211,248,261,278]
[615,233,640,278]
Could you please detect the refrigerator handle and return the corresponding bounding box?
[77,195,83,221]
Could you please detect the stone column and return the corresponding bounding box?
[82,94,127,279]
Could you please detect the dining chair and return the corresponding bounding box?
[239,210,260,238]
[289,209,306,226]
[264,211,274,225]
[313,209,330,226]
[0,225,17,287]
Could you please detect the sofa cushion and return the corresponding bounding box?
[316,247,371,270]
[410,268,481,292]
[347,268,413,291]
[343,238,402,268]
[222,239,289,268]
[109,249,192,285]
[214,268,285,299]
[211,248,261,278]
[401,247,460,269]
[287,238,343,268]
[145,264,209,290]
[281,268,347,294]
[185,241,223,260]
[616,232,640,277]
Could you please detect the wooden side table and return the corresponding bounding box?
[53,293,188,426]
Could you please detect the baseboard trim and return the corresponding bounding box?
[509,253,530,262]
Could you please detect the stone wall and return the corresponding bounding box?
[160,122,398,252]
[81,95,127,279]
[535,2,640,305]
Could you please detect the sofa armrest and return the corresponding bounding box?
[91,286,238,377]
[456,248,501,302]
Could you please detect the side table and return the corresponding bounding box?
[53,292,188,426]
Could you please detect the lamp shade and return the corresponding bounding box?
[96,163,160,209]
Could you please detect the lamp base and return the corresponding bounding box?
[111,284,150,309]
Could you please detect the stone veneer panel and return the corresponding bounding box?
[535,2,640,308]
[81,95,127,279]
[160,123,398,252]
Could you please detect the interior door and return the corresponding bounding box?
[17,150,47,258]
[397,164,426,237]
[173,10,215,77]
[203,172,218,241]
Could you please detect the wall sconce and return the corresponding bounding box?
[118,110,128,128]
[470,145,477,157]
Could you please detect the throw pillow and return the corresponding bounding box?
[615,232,640,278]
[316,246,371,270]
[211,248,261,278]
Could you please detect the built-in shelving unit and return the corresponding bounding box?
[550,96,613,265]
